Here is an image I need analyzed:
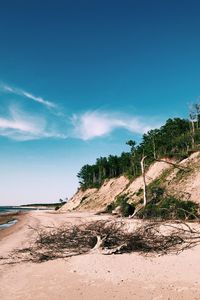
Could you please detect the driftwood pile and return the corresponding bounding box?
[5,220,200,263]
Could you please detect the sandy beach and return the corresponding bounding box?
[1,210,200,300]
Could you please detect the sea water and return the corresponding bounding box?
[0,219,18,229]
[0,206,33,230]
[0,206,42,214]
[0,206,19,214]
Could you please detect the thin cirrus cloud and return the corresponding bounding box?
[0,82,160,141]
[1,83,56,109]
[0,105,66,141]
[71,111,160,140]
[0,108,159,141]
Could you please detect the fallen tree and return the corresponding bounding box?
[3,219,200,263]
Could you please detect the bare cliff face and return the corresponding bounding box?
[164,152,200,203]
[60,152,200,213]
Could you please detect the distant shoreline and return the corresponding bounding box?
[0,204,64,214]
[0,206,55,212]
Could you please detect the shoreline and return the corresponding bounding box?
[0,211,22,225]
[0,211,28,241]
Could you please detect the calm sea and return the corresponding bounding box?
[0,206,36,214]
[0,206,41,230]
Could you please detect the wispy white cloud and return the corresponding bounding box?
[1,84,56,108]
[0,108,160,141]
[71,111,160,140]
[0,106,66,141]
[0,81,161,142]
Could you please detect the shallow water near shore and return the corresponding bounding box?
[0,206,51,230]
[0,210,22,230]
[0,219,18,230]
[0,207,27,229]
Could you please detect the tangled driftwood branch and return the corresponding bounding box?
[2,220,199,264]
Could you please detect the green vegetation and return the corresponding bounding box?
[134,182,199,220]
[54,199,67,211]
[20,199,67,209]
[106,195,135,217]
[78,110,200,189]
[106,185,199,220]
[138,196,199,220]
[77,104,200,221]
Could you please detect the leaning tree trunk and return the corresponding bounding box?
[129,155,191,219]
[191,120,195,148]
[129,155,147,218]
[141,155,147,207]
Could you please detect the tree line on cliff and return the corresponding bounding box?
[77,104,200,190]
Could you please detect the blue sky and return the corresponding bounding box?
[0,0,200,205]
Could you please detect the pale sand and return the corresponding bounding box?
[0,211,200,300]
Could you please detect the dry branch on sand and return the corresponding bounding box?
[3,220,200,264]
